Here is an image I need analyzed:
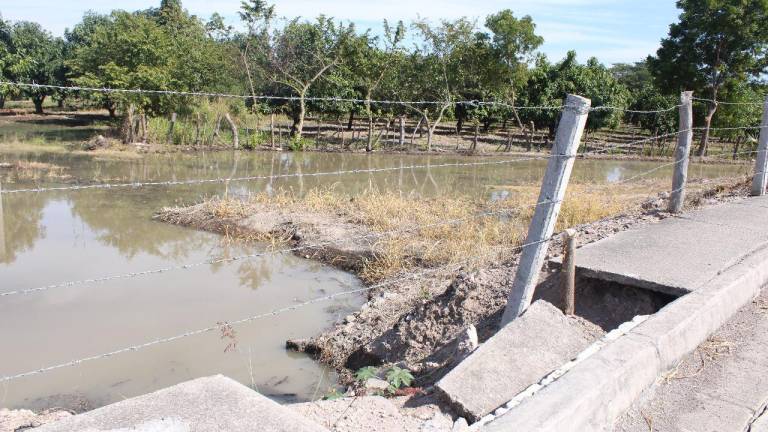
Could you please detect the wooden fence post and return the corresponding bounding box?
[751,94,768,196]
[561,229,578,315]
[500,94,591,326]
[669,91,694,213]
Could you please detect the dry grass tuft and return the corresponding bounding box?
[184,182,654,282]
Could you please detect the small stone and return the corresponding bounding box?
[452,417,469,432]
[344,314,356,323]
[364,378,390,392]
[454,325,479,361]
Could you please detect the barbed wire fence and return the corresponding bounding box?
[0,84,766,404]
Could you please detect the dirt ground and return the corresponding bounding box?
[157,178,753,389]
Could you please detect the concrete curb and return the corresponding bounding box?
[483,243,768,432]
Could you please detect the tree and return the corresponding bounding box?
[521,52,629,137]
[345,20,405,151]
[6,22,64,113]
[650,0,768,156]
[485,10,543,132]
[399,18,477,151]
[0,15,13,108]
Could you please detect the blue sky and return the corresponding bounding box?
[1,0,680,65]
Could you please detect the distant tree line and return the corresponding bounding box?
[0,0,766,152]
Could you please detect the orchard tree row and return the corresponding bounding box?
[0,0,766,152]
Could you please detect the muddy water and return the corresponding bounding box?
[0,142,748,411]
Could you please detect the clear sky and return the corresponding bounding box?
[1,0,681,66]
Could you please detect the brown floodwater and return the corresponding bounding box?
[0,129,750,411]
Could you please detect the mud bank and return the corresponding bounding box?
[155,178,752,388]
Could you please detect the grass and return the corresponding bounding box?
[181,181,678,282]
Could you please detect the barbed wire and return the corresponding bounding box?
[0,232,558,383]
[0,197,557,298]
[0,81,680,114]
[693,97,765,106]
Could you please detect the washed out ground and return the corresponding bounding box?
[157,178,753,393]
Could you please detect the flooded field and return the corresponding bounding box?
[0,117,751,411]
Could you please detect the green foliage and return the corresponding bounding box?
[650,0,768,99]
[355,366,378,382]
[521,52,630,132]
[288,136,313,151]
[385,366,414,390]
[5,21,65,112]
[322,388,345,400]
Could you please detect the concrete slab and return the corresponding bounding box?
[483,229,768,432]
[614,286,768,432]
[753,410,768,432]
[35,375,328,432]
[568,195,768,296]
[435,301,601,422]
[289,396,453,432]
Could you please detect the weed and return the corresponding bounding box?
[355,366,378,382]
[385,366,414,391]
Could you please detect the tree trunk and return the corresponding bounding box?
[295,97,306,139]
[733,136,743,160]
[697,101,717,157]
[141,113,148,143]
[366,114,374,152]
[398,116,405,147]
[0,94,5,109]
[122,104,135,144]
[470,122,479,153]
[527,121,535,152]
[270,113,276,148]
[224,113,239,149]
[411,116,424,146]
[347,111,355,130]
[32,96,45,114]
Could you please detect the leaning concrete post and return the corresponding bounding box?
[750,95,768,196]
[500,94,591,326]
[669,91,694,213]
[0,180,5,261]
[561,229,578,315]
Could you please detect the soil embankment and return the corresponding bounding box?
[155,179,752,387]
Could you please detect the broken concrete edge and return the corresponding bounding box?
[462,314,649,431]
[576,267,691,297]
[481,242,768,432]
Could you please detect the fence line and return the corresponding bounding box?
[693,97,765,106]
[0,198,558,298]
[0,233,557,383]
[0,81,679,114]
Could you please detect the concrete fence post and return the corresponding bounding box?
[669,91,694,213]
[500,94,591,326]
[561,229,578,315]
[750,95,768,196]
[0,180,5,261]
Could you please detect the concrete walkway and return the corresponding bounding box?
[572,195,768,296]
[614,287,768,432]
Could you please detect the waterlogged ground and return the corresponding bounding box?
[0,116,751,411]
